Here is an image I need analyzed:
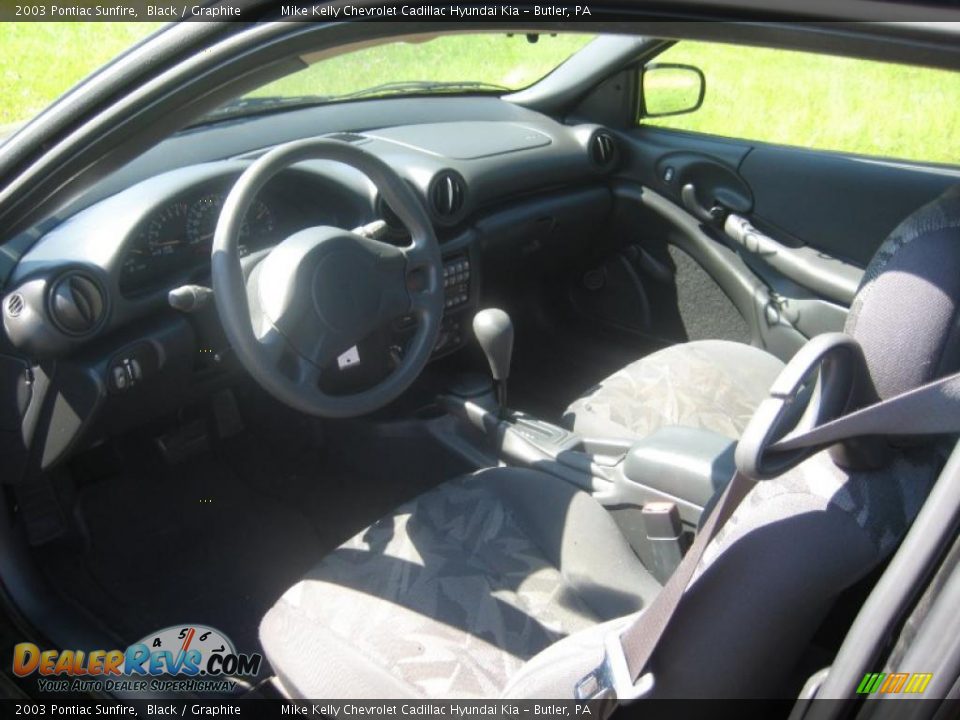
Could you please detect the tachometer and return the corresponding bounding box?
[120,200,190,294]
[144,200,190,257]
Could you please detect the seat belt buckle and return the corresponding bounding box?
[573,630,654,702]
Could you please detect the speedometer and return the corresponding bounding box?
[185,193,224,252]
[186,193,275,255]
[242,199,276,247]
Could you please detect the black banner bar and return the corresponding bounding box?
[1,0,959,22]
[3,699,960,720]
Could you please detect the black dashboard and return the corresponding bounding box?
[0,104,620,473]
[3,116,615,357]
[3,160,376,354]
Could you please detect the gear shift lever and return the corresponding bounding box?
[472,309,514,414]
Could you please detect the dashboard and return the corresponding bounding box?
[3,116,615,359]
[2,160,376,356]
[0,108,619,472]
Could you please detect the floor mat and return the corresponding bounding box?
[45,451,324,659]
[36,395,474,667]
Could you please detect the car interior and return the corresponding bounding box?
[1,22,959,705]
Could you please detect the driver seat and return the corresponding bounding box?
[259,188,960,699]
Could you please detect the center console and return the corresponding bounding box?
[434,254,473,356]
[391,251,477,359]
[442,254,472,311]
[440,391,736,583]
[438,304,736,583]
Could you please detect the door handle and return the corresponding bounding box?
[681,184,728,225]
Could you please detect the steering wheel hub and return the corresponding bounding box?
[313,244,391,332]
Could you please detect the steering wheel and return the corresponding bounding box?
[211,139,443,417]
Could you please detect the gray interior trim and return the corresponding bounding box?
[614,181,808,359]
[724,214,862,305]
[740,146,960,267]
[622,427,736,510]
[615,182,765,341]
[881,545,960,711]
[36,99,544,230]
[367,122,552,160]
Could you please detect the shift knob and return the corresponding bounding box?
[473,309,514,382]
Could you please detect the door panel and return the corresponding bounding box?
[742,145,960,266]
[592,126,960,360]
[626,127,751,189]
[568,207,752,347]
[612,181,810,360]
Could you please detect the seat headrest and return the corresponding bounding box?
[845,185,960,401]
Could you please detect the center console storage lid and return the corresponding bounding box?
[622,426,737,508]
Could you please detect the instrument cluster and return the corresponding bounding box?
[119,189,280,296]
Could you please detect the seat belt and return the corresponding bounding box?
[575,342,960,704]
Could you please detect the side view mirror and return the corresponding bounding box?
[641,63,706,118]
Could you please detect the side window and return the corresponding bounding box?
[640,41,960,166]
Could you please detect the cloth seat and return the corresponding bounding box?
[261,185,960,700]
[563,339,785,442]
[261,452,937,700]
[259,468,661,698]
[565,188,960,445]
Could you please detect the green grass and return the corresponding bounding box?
[248,34,595,99]
[649,41,960,165]
[1,27,957,166]
[0,23,161,126]
[0,28,591,128]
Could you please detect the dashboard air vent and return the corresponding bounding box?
[49,273,105,335]
[590,131,618,169]
[4,293,24,318]
[429,171,466,221]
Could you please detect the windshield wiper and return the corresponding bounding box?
[331,80,511,101]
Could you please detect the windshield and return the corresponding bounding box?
[201,33,595,123]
